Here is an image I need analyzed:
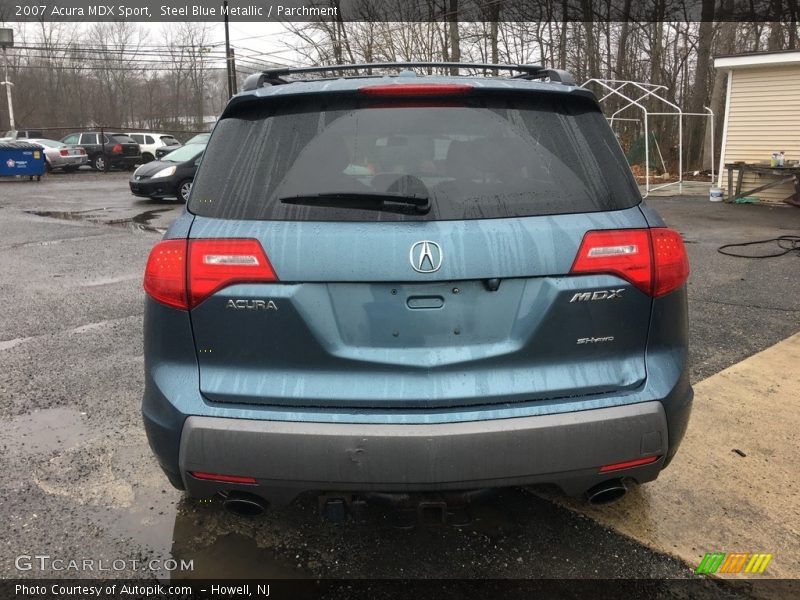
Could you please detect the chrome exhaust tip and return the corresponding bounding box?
[222,491,268,517]
[586,479,627,505]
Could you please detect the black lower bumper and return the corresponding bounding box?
[177,401,670,504]
[130,179,177,198]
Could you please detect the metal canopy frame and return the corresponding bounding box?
[580,79,714,196]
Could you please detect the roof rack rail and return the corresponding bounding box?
[514,68,576,86]
[240,62,575,91]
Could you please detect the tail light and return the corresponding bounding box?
[188,239,277,308]
[143,239,187,309]
[360,83,473,97]
[78,148,86,155]
[143,238,277,310]
[59,149,69,156]
[650,228,691,297]
[570,228,689,297]
[111,143,123,154]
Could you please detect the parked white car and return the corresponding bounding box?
[128,132,181,163]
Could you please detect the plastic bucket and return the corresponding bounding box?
[709,187,723,202]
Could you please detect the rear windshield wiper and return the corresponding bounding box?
[279,192,430,214]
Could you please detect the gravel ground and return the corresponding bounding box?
[1,172,798,590]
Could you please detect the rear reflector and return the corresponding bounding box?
[360,83,473,97]
[143,238,278,310]
[189,471,258,485]
[599,455,660,473]
[570,228,689,297]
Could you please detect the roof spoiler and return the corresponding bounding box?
[241,62,575,91]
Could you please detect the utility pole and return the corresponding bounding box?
[223,1,233,98]
[0,29,15,138]
[228,47,237,96]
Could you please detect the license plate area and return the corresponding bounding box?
[326,280,526,348]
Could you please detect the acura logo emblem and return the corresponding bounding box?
[410,240,443,273]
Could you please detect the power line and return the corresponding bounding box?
[11,63,233,72]
[9,43,291,69]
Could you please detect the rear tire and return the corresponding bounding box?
[92,154,106,171]
[64,165,78,173]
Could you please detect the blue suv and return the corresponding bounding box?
[142,63,691,514]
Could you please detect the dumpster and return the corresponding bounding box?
[0,142,47,180]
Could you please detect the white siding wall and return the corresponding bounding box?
[719,65,800,204]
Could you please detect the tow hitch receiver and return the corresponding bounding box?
[318,493,368,524]
[318,492,477,527]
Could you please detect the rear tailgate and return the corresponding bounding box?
[110,134,141,157]
[188,211,650,409]
[186,85,649,409]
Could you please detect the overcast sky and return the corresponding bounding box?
[9,20,308,69]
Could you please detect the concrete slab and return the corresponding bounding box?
[545,331,800,578]
[640,181,711,197]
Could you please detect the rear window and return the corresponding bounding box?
[190,93,640,222]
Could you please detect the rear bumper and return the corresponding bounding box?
[49,156,87,168]
[178,401,669,503]
[110,155,140,167]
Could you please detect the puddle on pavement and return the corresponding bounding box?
[5,407,90,454]
[88,494,308,580]
[94,487,517,580]
[171,530,307,580]
[25,207,173,234]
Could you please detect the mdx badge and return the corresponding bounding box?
[570,289,624,302]
[410,240,443,273]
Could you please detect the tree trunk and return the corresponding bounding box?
[558,1,568,69]
[448,0,460,75]
[706,17,737,172]
[581,0,598,79]
[686,1,716,169]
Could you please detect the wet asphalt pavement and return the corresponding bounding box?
[1,170,799,586]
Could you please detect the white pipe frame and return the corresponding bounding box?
[580,79,715,197]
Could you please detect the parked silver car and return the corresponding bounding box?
[28,138,88,172]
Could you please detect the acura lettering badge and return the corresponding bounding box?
[410,240,443,273]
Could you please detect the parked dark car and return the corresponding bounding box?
[130,143,205,201]
[142,63,692,514]
[154,133,211,159]
[60,132,140,170]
